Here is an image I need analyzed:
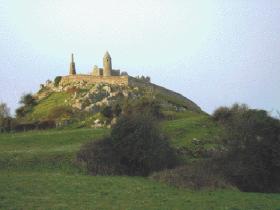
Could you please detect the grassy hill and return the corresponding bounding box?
[19,79,203,125]
[3,79,280,209]
[29,92,71,121]
[162,111,221,147]
[1,113,279,209]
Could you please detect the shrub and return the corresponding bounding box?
[48,106,74,120]
[150,160,232,190]
[66,87,79,94]
[214,104,280,192]
[14,122,38,132]
[16,93,37,118]
[135,75,151,83]
[212,106,231,122]
[112,104,122,117]
[15,107,24,118]
[111,113,177,176]
[77,137,122,175]
[37,120,56,130]
[77,112,177,176]
[0,103,11,132]
[0,103,10,118]
[123,98,163,119]
[0,117,13,133]
[212,103,249,123]
[120,71,128,76]
[20,93,36,107]
[100,106,113,119]
[54,76,62,87]
[15,105,33,118]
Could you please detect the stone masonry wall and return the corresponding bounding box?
[60,75,129,85]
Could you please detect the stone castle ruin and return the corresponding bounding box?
[39,52,201,114]
[61,51,130,86]
[92,51,121,77]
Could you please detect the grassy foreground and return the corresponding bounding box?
[1,171,279,210]
[0,120,280,209]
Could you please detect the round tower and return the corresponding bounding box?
[103,51,112,76]
[69,53,76,75]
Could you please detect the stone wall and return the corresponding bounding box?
[60,75,129,85]
[128,76,151,88]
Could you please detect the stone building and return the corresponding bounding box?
[61,51,152,86]
[63,51,127,86]
[69,53,76,75]
[92,51,120,76]
[103,51,112,76]
[69,51,120,77]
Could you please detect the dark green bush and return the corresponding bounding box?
[111,113,177,176]
[54,76,62,87]
[123,98,163,119]
[15,106,26,118]
[77,137,122,175]
[77,112,177,176]
[48,106,74,120]
[15,93,37,118]
[135,75,151,83]
[112,104,122,117]
[37,120,56,130]
[20,93,36,107]
[15,105,33,118]
[100,106,113,118]
[150,160,232,190]
[214,104,280,192]
[212,106,231,122]
[14,122,38,132]
[0,117,13,133]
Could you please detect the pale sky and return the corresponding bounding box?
[0,0,280,116]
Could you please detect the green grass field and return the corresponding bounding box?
[162,111,221,147]
[26,92,71,121]
[0,115,280,209]
[1,171,279,210]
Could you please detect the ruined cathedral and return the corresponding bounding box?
[69,51,124,77]
[61,51,131,86]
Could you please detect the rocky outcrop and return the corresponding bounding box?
[37,77,202,113]
[33,77,202,128]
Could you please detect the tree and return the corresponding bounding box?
[0,103,10,118]
[20,93,36,107]
[54,76,62,87]
[135,75,151,83]
[15,106,26,118]
[214,104,280,192]
[0,102,11,132]
[16,93,37,118]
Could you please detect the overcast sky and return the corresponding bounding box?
[0,0,279,116]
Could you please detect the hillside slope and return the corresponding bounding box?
[0,127,279,210]
[20,77,203,127]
